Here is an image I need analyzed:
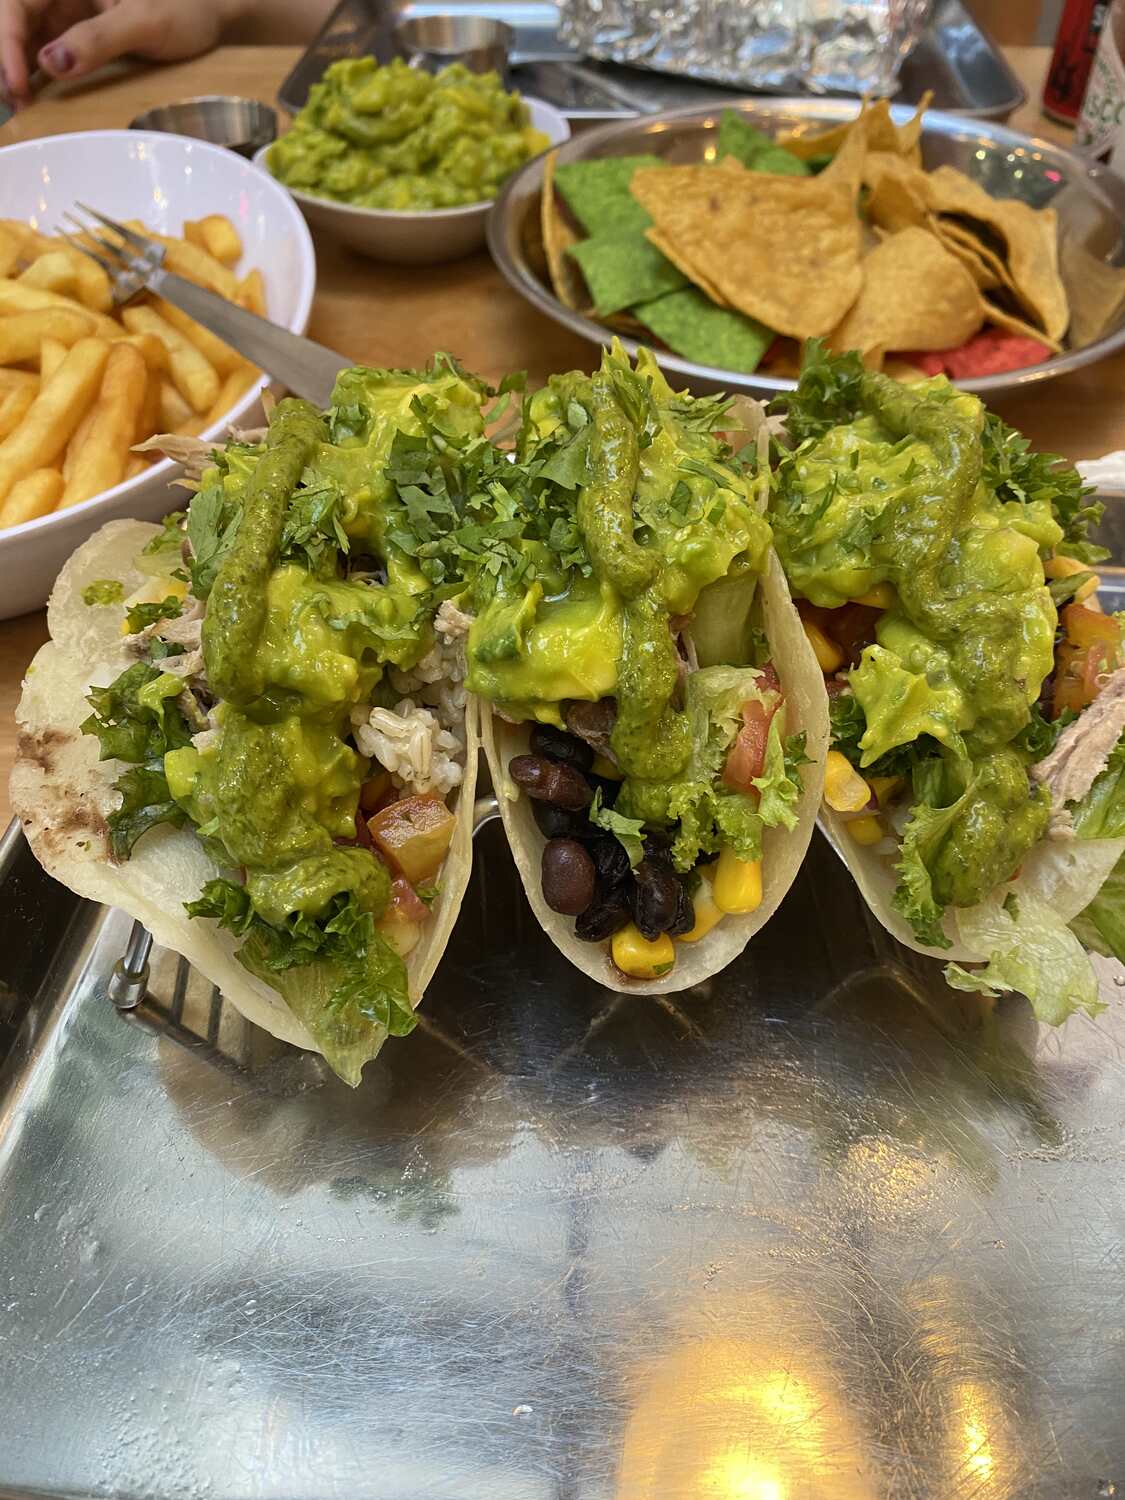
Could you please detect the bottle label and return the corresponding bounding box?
[1077,0,1125,165]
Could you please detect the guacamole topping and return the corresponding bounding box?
[770,349,1068,943]
[267,57,549,211]
[81,358,489,1084]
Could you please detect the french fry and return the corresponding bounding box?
[185,214,243,266]
[63,405,97,483]
[124,454,148,479]
[110,331,170,374]
[18,251,80,297]
[120,305,219,414]
[0,337,110,505]
[203,364,258,427]
[59,342,147,509]
[158,379,193,430]
[0,224,23,277]
[136,365,162,443]
[0,467,64,528]
[236,268,266,317]
[0,220,113,312]
[123,221,238,299]
[0,368,38,393]
[0,307,96,365]
[39,337,68,382]
[0,279,120,337]
[0,385,35,443]
[152,297,242,376]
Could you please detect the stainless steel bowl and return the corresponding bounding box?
[487,99,1125,399]
[129,96,277,159]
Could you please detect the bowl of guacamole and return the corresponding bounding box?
[260,58,568,264]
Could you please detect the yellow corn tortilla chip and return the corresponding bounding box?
[863,152,929,232]
[829,226,983,360]
[931,216,1006,290]
[645,226,734,309]
[1059,236,1125,346]
[541,151,592,314]
[630,161,862,340]
[983,297,1063,354]
[778,93,931,163]
[921,165,1068,343]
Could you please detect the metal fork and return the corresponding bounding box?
[62,204,349,408]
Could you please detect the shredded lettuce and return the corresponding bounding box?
[891,787,978,950]
[588,789,644,868]
[948,892,1103,1025]
[1071,736,1125,840]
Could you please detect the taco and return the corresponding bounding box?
[456,344,827,991]
[12,361,489,1085]
[769,342,1125,1022]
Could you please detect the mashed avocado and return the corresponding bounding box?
[771,358,1062,930]
[268,57,549,211]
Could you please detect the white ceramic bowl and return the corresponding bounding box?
[254,97,570,264]
[0,128,317,620]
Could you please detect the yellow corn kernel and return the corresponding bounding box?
[847,814,884,846]
[712,848,763,915]
[677,868,723,943]
[867,774,903,808]
[802,618,844,673]
[824,749,872,813]
[851,582,897,609]
[1045,552,1100,604]
[611,923,675,979]
[591,754,623,780]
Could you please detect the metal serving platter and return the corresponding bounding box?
[488,99,1125,402]
[276,0,1025,122]
[4,541,1125,1496]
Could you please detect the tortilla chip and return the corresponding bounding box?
[631,161,863,340]
[552,154,662,236]
[634,286,772,373]
[1059,237,1125,345]
[983,295,1064,354]
[567,231,687,317]
[922,165,1068,343]
[717,110,810,177]
[541,151,591,314]
[931,216,1006,290]
[830,227,983,360]
[645,226,734,309]
[863,152,929,233]
[778,94,932,164]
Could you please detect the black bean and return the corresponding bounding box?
[631,858,682,942]
[575,893,632,943]
[564,699,617,756]
[589,836,630,891]
[531,799,592,841]
[529,723,594,772]
[509,754,593,810]
[588,774,623,808]
[666,879,696,938]
[643,828,672,857]
[541,839,596,915]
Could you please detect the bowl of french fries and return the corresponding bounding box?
[0,129,316,618]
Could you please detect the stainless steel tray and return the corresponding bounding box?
[4,631,1125,1498]
[276,0,1026,122]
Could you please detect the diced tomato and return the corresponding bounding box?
[390,875,430,924]
[829,603,881,665]
[1062,603,1120,651]
[723,662,783,794]
[368,794,456,883]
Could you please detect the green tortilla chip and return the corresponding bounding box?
[717,110,809,177]
[567,231,688,317]
[634,287,773,374]
[553,155,663,235]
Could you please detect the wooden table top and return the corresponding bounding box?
[0,42,1119,826]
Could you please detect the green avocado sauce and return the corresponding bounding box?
[464,345,772,790]
[772,370,1060,913]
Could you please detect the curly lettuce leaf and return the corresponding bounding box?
[81,662,192,765]
[891,788,978,950]
[186,880,414,1086]
[1071,735,1125,840]
[949,892,1103,1024]
[589,788,644,868]
[752,721,805,832]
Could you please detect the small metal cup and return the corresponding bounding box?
[129,96,277,159]
[393,14,514,78]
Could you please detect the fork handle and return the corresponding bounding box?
[151,270,349,408]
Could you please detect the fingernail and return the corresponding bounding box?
[40,41,75,75]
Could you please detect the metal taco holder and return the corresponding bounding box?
[2,580,1125,1491]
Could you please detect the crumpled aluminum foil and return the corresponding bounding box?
[558,0,932,97]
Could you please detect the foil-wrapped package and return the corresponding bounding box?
[559,0,932,97]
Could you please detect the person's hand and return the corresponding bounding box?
[0,0,231,108]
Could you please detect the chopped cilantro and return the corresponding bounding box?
[82,579,124,607]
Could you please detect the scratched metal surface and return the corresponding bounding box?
[1,808,1125,1500]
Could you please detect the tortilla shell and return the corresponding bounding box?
[11,518,478,1060]
[482,551,828,993]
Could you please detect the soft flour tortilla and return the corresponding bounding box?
[11,518,478,1058]
[482,551,828,994]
